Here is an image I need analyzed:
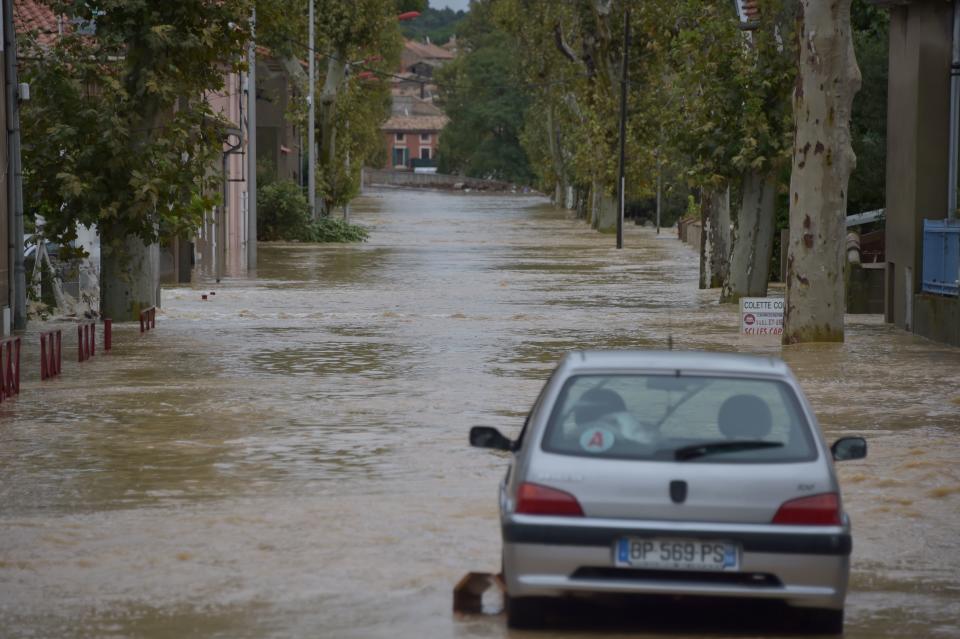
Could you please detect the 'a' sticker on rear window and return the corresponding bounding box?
[579,427,614,452]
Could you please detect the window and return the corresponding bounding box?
[420,133,431,143]
[395,133,405,143]
[420,147,431,160]
[542,374,816,463]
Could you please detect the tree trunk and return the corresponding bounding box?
[590,181,600,228]
[101,90,162,322]
[101,231,159,322]
[709,187,731,288]
[318,54,348,217]
[546,105,567,208]
[575,185,588,219]
[783,0,860,344]
[721,170,776,302]
[699,190,714,290]
[700,188,731,289]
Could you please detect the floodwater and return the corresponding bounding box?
[1,188,959,638]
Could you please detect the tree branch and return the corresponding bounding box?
[553,23,579,64]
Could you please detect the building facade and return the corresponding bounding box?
[872,0,960,345]
[0,0,11,334]
[382,110,446,171]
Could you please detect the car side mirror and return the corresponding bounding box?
[831,437,867,461]
[470,426,514,452]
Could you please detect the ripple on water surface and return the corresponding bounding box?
[1,188,959,638]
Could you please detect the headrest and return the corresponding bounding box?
[718,394,773,439]
[574,388,627,425]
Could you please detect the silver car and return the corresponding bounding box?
[470,351,866,633]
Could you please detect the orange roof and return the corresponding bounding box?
[403,39,454,61]
[382,114,448,133]
[391,95,443,117]
[14,0,61,45]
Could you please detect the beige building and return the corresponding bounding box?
[192,69,251,280]
[871,0,960,345]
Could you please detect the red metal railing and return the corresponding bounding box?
[139,307,156,333]
[40,329,62,380]
[78,321,96,362]
[0,336,21,401]
[104,318,112,351]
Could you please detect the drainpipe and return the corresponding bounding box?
[949,0,960,219]
[4,0,26,331]
[246,9,257,270]
[220,128,243,282]
[308,0,316,218]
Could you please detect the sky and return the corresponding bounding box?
[430,0,470,11]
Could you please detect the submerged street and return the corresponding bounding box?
[1,188,959,638]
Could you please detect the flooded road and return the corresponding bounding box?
[1,188,959,638]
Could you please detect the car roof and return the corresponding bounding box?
[562,350,791,377]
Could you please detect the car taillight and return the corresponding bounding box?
[772,492,841,525]
[516,482,584,516]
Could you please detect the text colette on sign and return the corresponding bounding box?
[739,297,784,336]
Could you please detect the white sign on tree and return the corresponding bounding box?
[740,298,784,336]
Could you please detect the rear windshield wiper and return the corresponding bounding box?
[673,440,784,461]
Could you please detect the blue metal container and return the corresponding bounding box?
[922,219,960,296]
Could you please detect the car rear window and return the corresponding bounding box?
[541,374,817,463]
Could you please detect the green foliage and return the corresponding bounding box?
[493,0,800,212]
[312,0,403,212]
[848,0,888,214]
[311,217,370,243]
[666,0,797,188]
[22,0,257,257]
[26,258,57,311]
[396,0,428,13]
[494,0,670,198]
[436,2,533,184]
[22,0,400,256]
[683,194,700,221]
[256,0,307,59]
[258,180,312,241]
[317,72,393,208]
[400,6,466,45]
[257,180,369,242]
[315,0,399,57]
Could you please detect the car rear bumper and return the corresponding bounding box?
[502,517,851,610]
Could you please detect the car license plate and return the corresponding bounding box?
[615,538,740,571]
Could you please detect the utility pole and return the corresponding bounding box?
[656,155,661,235]
[343,117,350,222]
[247,8,257,270]
[615,8,630,249]
[949,0,960,219]
[4,0,25,330]
[308,0,316,219]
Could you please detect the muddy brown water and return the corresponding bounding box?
[1,188,959,638]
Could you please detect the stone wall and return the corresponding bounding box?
[363,169,516,192]
[913,293,960,346]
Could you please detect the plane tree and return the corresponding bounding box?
[312,0,413,216]
[783,0,861,343]
[20,0,258,321]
